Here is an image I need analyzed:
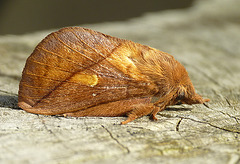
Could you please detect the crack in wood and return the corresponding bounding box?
[38,115,79,155]
[225,98,232,106]
[176,118,183,131]
[0,72,21,81]
[204,101,240,124]
[0,90,18,96]
[101,125,130,153]
[208,90,240,124]
[159,113,240,134]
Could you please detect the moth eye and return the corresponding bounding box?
[176,101,182,105]
[176,91,185,100]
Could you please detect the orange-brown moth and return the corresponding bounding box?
[18,27,210,124]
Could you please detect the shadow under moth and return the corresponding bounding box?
[18,27,210,124]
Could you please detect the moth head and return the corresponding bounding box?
[173,84,210,106]
[167,61,210,106]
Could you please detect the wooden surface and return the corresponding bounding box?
[0,0,240,163]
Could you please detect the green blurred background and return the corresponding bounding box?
[0,0,193,35]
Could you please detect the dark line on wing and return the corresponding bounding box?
[53,32,98,64]
[53,31,132,80]
[70,29,134,81]
[70,28,107,59]
[38,45,115,79]
[39,46,105,77]
[31,30,136,106]
[38,46,86,68]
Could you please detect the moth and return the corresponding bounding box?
[18,27,210,124]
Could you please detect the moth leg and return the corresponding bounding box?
[121,103,158,125]
[149,106,160,121]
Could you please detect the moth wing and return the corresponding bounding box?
[18,27,156,115]
[64,97,152,117]
[19,59,156,115]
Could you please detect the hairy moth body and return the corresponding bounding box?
[18,27,209,124]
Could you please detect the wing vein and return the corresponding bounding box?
[70,29,133,80]
[38,46,86,69]
[28,58,74,73]
[53,32,99,64]
[70,28,108,59]
[20,83,53,90]
[53,32,131,80]
[38,46,108,76]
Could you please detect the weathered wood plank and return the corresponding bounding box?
[0,0,240,163]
